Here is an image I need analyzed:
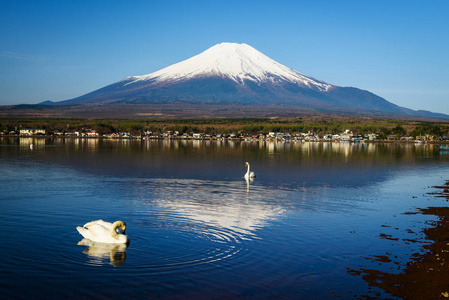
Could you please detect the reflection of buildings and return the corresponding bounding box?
[19,137,46,147]
[78,239,127,266]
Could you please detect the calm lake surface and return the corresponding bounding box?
[1,137,449,299]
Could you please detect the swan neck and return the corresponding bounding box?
[110,221,126,240]
[110,224,119,240]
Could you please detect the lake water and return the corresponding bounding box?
[1,137,449,299]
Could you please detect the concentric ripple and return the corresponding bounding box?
[73,177,286,271]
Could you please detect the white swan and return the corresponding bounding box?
[244,162,256,178]
[77,219,129,244]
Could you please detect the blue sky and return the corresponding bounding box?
[1,0,448,114]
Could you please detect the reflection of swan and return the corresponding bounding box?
[245,176,254,188]
[245,177,255,193]
[78,238,127,266]
[77,220,129,244]
[244,162,256,178]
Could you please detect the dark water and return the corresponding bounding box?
[1,137,448,299]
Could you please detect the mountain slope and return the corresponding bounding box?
[127,42,332,90]
[50,42,447,119]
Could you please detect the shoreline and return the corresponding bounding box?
[1,134,449,144]
[349,181,449,299]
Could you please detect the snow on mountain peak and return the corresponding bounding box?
[127,42,332,91]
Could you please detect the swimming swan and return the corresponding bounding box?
[77,220,129,244]
[244,162,256,178]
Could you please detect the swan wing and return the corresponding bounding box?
[83,219,113,230]
[86,224,115,243]
[77,226,93,241]
[77,224,112,243]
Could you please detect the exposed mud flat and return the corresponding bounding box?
[348,181,449,299]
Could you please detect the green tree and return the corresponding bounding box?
[392,125,406,137]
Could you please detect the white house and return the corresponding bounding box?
[19,128,46,136]
[192,133,204,140]
[340,129,353,141]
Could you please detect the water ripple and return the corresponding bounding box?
[70,177,287,273]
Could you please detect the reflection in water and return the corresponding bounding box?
[1,137,449,299]
[245,176,254,192]
[78,239,128,266]
[2,138,445,188]
[19,137,46,148]
[134,179,285,241]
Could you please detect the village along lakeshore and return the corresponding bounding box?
[1,117,449,143]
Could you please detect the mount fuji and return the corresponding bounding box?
[45,43,446,119]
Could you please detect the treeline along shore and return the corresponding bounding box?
[1,116,449,142]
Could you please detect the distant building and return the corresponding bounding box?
[340,129,353,141]
[86,130,99,137]
[19,128,46,136]
[367,133,378,141]
[387,135,398,141]
[121,132,132,138]
[192,133,204,140]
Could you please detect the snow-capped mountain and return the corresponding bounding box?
[126,42,331,91]
[49,42,446,119]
